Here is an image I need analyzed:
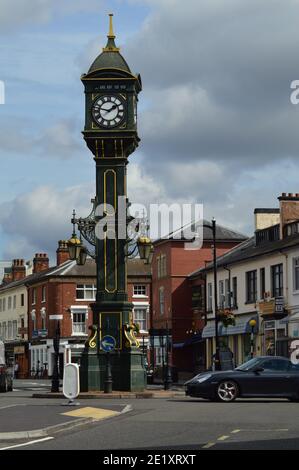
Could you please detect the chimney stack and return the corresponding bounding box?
[254,208,280,231]
[278,193,299,238]
[12,259,26,281]
[56,240,70,266]
[33,253,49,274]
[2,269,12,285]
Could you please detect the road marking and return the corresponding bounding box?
[121,405,132,414]
[231,429,241,434]
[61,406,119,420]
[202,442,216,449]
[0,404,25,410]
[0,437,54,450]
[217,435,230,441]
[238,428,288,432]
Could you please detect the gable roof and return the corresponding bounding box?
[190,231,299,277]
[154,219,248,246]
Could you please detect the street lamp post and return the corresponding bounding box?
[249,319,257,358]
[51,321,60,393]
[202,219,220,370]
[164,326,172,390]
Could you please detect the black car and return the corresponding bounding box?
[185,356,299,402]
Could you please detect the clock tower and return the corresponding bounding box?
[79,14,145,391]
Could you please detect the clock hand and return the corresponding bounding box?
[101,104,118,114]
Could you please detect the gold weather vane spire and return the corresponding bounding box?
[102,13,120,52]
[108,13,115,38]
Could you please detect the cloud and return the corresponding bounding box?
[0,0,104,32]
[0,117,83,160]
[0,184,94,260]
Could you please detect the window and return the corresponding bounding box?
[21,293,25,307]
[42,286,46,303]
[32,288,36,305]
[20,317,25,339]
[2,298,5,311]
[0,323,2,338]
[72,312,87,334]
[133,285,146,296]
[8,296,12,310]
[161,255,167,277]
[133,308,147,331]
[260,267,265,299]
[246,270,257,303]
[261,359,289,371]
[8,321,12,339]
[157,257,161,279]
[271,264,283,298]
[225,279,230,308]
[13,295,16,309]
[2,323,6,339]
[219,280,225,308]
[0,299,2,312]
[31,310,36,331]
[232,277,237,309]
[294,258,299,292]
[207,283,212,311]
[12,321,17,338]
[76,284,96,300]
[41,308,46,330]
[159,287,164,315]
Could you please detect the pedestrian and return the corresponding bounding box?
[14,361,19,379]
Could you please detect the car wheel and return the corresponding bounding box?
[216,380,238,402]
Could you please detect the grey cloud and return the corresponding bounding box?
[0,184,94,260]
[121,0,299,169]
[0,0,104,32]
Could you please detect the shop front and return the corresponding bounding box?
[202,314,259,369]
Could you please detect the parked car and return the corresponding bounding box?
[0,340,13,393]
[185,356,299,402]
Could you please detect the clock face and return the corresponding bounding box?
[92,95,125,128]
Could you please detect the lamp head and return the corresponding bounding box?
[137,236,152,261]
[67,235,82,260]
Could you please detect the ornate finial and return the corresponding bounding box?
[103,13,120,52]
[108,13,115,39]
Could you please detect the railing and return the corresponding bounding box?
[255,224,280,245]
[72,323,87,334]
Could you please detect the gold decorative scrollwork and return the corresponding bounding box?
[87,325,98,349]
[123,322,140,349]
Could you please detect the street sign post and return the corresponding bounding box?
[101,335,116,393]
[101,335,116,352]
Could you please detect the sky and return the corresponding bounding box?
[0,0,299,262]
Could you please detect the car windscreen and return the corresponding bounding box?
[235,357,262,371]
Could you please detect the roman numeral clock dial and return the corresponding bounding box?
[92,95,125,128]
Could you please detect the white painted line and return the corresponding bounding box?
[239,429,288,432]
[0,404,25,410]
[202,442,216,449]
[0,437,54,450]
[121,405,132,414]
[231,429,241,434]
[217,435,230,441]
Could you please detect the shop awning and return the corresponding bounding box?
[202,314,258,338]
[173,334,203,349]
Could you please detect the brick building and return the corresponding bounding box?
[26,242,151,377]
[151,221,247,380]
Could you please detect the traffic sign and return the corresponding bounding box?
[101,335,116,352]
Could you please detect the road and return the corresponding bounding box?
[1,380,299,450]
